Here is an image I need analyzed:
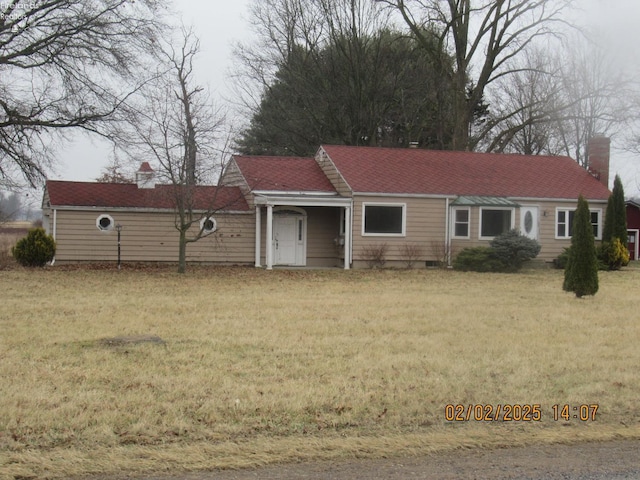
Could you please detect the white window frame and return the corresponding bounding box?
[96,214,115,232]
[555,208,602,240]
[479,207,515,240]
[361,202,406,237]
[451,207,471,239]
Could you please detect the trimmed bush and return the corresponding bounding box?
[490,229,541,272]
[554,247,571,270]
[11,228,56,267]
[453,246,504,272]
[598,238,630,271]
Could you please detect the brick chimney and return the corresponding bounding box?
[136,162,156,189]
[587,136,610,188]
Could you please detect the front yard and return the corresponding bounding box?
[1,266,639,478]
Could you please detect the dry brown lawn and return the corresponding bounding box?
[1,265,639,479]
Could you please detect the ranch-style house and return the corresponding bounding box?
[42,137,613,269]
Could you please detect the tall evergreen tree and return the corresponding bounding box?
[603,175,628,247]
[237,29,455,156]
[563,195,599,298]
[601,175,629,270]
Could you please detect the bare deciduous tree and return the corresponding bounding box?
[115,28,231,273]
[0,0,166,188]
[376,0,573,151]
[485,32,635,167]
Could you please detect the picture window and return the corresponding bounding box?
[480,208,513,239]
[362,203,405,236]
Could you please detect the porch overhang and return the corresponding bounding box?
[253,192,352,208]
[252,192,352,270]
[451,195,520,207]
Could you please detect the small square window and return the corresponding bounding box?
[453,208,470,238]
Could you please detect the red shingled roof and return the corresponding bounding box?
[233,156,337,193]
[320,145,611,200]
[45,181,250,211]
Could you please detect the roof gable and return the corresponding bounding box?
[320,145,611,200]
[45,181,250,211]
[233,155,337,193]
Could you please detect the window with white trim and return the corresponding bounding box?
[479,208,514,239]
[362,203,406,236]
[452,207,470,239]
[556,208,602,239]
[96,214,114,232]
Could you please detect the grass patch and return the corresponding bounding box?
[1,266,639,478]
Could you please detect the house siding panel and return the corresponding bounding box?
[52,210,255,264]
[449,200,608,262]
[351,195,447,268]
[219,159,254,206]
[315,151,352,197]
[306,207,342,267]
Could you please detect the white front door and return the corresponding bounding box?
[273,214,306,265]
[520,206,539,240]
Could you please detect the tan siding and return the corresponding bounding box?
[315,151,352,196]
[53,210,255,264]
[219,159,254,207]
[306,207,342,266]
[352,196,447,267]
[450,200,608,263]
[535,199,606,261]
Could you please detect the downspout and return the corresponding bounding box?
[349,200,354,269]
[51,208,57,266]
[444,198,451,267]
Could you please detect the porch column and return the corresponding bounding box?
[255,205,261,267]
[343,205,351,270]
[265,204,273,270]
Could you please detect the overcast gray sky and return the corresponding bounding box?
[54,0,253,184]
[52,0,640,194]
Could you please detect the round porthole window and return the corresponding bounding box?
[524,211,533,234]
[96,214,114,231]
[200,217,217,234]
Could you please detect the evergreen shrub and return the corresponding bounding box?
[489,229,541,272]
[598,238,630,271]
[554,247,571,269]
[453,246,504,272]
[11,228,56,267]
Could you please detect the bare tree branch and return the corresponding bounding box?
[0,0,167,187]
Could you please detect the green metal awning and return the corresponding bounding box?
[451,196,520,207]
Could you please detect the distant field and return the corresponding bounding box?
[1,266,639,479]
[0,222,30,268]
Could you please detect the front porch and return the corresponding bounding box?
[253,193,352,270]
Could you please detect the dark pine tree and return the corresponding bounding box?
[563,195,599,298]
[603,174,628,247]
